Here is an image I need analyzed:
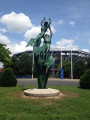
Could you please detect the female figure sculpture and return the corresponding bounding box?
[26,17,55,88]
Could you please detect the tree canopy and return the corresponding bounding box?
[11,53,32,76]
[0,43,12,67]
[56,58,87,78]
[86,58,90,69]
[56,61,71,78]
[73,58,86,78]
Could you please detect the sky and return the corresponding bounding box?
[0,0,90,54]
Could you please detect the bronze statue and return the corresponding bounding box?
[26,17,55,88]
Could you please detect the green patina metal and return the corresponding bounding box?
[26,17,55,88]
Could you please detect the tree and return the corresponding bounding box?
[86,58,90,69]
[73,58,86,78]
[62,61,71,78]
[0,43,12,67]
[19,53,32,75]
[80,69,90,89]
[56,61,71,78]
[11,55,20,75]
[11,53,32,76]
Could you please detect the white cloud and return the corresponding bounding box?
[82,49,89,52]
[56,38,73,47]
[8,41,33,54]
[51,38,78,50]
[0,33,10,44]
[24,26,41,40]
[69,21,75,26]
[0,12,56,54]
[0,28,7,33]
[0,11,32,33]
[58,19,64,24]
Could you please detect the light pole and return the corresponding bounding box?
[32,54,34,79]
[71,50,73,79]
[60,48,63,79]
[61,49,62,69]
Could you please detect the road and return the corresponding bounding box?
[17,78,79,87]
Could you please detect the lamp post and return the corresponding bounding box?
[32,54,34,79]
[60,48,63,79]
[71,50,73,79]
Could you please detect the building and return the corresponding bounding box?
[16,49,90,68]
[15,48,90,78]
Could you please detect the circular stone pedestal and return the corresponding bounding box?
[24,88,60,97]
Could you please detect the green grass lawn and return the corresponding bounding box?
[0,85,90,120]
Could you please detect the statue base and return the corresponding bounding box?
[24,88,60,97]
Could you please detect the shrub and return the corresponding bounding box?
[0,68,17,87]
[80,69,90,89]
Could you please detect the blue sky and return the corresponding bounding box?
[0,0,90,54]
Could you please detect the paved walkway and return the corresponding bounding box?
[17,78,79,87]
